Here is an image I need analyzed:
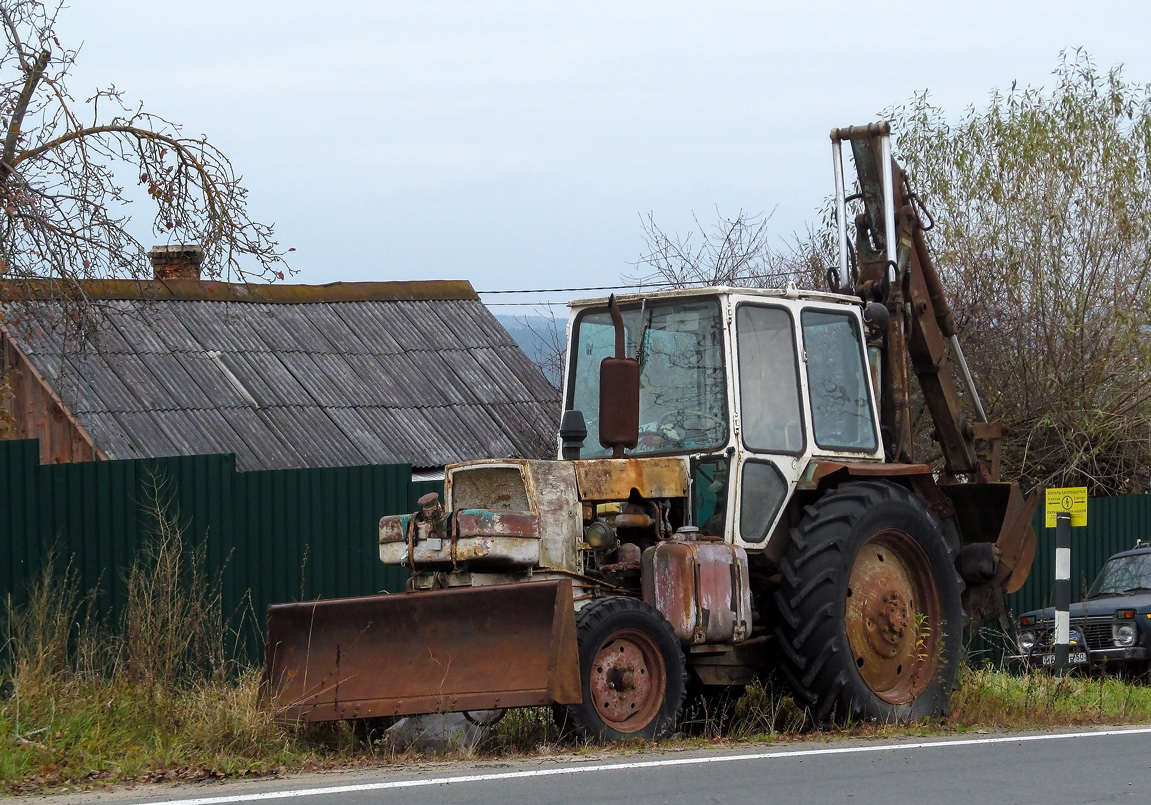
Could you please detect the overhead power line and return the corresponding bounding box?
[476,272,799,296]
[476,281,680,294]
[484,301,568,307]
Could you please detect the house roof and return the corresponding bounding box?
[0,279,560,470]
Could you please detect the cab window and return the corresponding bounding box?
[736,305,804,454]
[800,310,878,452]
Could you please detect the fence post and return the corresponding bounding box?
[1053,511,1071,674]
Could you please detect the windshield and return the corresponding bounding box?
[1088,553,1151,597]
[567,298,728,457]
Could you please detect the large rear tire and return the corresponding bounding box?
[560,596,686,741]
[774,481,964,724]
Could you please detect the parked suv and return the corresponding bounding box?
[1008,541,1151,676]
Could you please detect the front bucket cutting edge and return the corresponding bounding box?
[264,579,581,722]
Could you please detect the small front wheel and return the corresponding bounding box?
[560,596,686,741]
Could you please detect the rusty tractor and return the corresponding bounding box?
[265,122,1037,740]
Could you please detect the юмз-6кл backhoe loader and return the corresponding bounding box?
[264,122,1038,740]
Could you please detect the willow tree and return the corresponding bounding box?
[0,0,288,290]
[892,51,1151,496]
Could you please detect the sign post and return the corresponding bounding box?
[1045,487,1087,675]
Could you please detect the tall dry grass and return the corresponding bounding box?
[118,487,227,687]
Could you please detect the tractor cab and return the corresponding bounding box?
[562,287,883,556]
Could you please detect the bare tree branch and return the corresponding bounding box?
[0,0,289,297]
[626,207,824,290]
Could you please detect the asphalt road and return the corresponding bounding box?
[38,726,1151,805]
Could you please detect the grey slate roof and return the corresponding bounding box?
[1,280,560,470]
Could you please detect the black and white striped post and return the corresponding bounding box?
[1053,510,1072,674]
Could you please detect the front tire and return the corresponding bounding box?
[560,596,686,741]
[774,481,965,724]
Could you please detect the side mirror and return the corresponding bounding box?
[598,357,639,457]
[598,293,640,458]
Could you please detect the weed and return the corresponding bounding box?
[490,707,568,754]
[118,475,228,686]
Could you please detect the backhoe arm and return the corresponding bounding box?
[831,123,994,479]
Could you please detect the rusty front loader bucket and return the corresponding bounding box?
[264,579,582,723]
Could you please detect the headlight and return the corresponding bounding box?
[1018,630,1036,651]
[584,520,617,551]
[1116,624,1136,647]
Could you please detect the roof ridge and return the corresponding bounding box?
[0,278,479,304]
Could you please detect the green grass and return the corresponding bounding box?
[5,663,1151,794]
[948,665,1151,727]
[0,672,312,791]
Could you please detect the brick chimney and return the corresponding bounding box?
[148,244,204,281]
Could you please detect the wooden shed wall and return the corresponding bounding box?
[1,332,100,464]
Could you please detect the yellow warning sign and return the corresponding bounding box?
[1045,487,1087,528]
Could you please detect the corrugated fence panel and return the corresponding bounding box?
[0,439,437,664]
[0,439,40,604]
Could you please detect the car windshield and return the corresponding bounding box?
[567,297,728,457]
[1087,553,1151,598]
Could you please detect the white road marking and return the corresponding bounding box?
[143,726,1151,805]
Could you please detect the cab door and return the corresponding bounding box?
[731,302,807,550]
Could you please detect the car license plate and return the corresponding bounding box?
[1041,651,1088,666]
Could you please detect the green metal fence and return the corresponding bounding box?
[0,439,439,662]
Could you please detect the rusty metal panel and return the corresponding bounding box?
[524,461,581,572]
[574,457,689,501]
[454,508,542,537]
[641,541,751,645]
[796,459,930,490]
[264,579,582,721]
[440,460,581,572]
[449,463,530,510]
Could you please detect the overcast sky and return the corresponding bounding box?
[54,1,1151,312]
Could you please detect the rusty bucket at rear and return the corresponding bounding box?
[264,579,582,722]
